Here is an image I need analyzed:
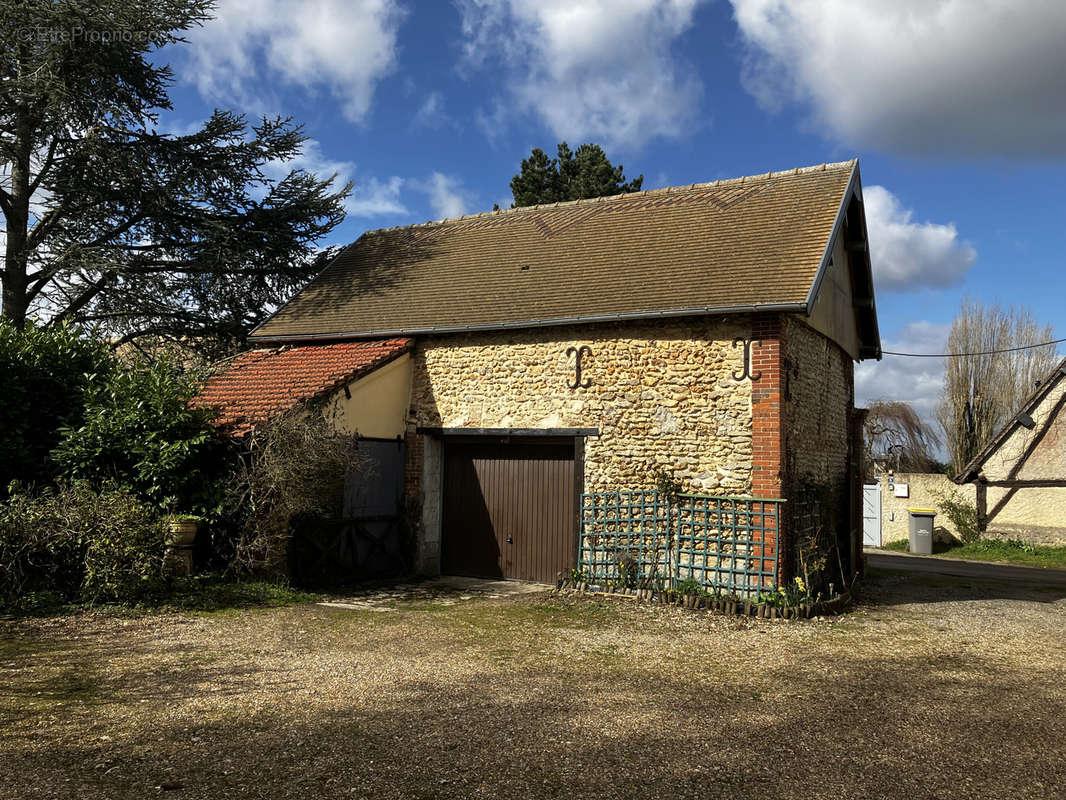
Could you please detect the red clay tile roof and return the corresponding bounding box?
[197,338,411,435]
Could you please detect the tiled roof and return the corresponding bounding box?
[197,338,412,435]
[251,160,859,341]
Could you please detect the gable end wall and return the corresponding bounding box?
[781,315,856,578]
[974,374,1066,543]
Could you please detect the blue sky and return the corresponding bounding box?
[159,0,1066,425]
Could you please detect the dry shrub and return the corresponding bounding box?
[225,408,363,575]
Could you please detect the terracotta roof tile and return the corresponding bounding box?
[196,338,411,435]
[251,160,858,341]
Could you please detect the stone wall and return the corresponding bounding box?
[878,472,973,544]
[780,316,855,579]
[410,317,757,494]
[876,472,1066,546]
[406,313,863,575]
[782,316,853,490]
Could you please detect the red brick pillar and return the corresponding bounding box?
[749,315,787,585]
[404,429,423,512]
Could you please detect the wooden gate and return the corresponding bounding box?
[441,438,576,583]
[289,438,407,586]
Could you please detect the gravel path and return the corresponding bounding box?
[2,569,1064,799]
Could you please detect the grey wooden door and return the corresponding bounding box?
[289,438,407,586]
[862,484,882,547]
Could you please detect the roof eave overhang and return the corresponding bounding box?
[802,160,882,361]
[247,302,811,344]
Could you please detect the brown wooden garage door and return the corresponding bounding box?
[441,438,576,583]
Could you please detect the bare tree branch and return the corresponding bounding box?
[938,298,1059,472]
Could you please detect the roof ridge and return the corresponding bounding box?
[364,159,858,236]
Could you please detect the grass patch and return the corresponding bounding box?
[878,538,1066,568]
[949,539,1066,568]
[145,575,321,613]
[2,574,321,618]
[500,600,620,628]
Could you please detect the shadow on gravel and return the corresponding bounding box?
[4,641,1064,800]
[863,566,1066,607]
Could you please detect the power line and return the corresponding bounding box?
[882,336,1066,358]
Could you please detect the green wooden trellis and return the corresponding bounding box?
[579,490,782,596]
[579,490,670,586]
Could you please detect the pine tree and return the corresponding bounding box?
[0,0,349,357]
[509,142,642,207]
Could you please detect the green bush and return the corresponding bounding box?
[80,488,167,604]
[0,320,228,519]
[0,483,165,607]
[0,484,84,604]
[52,357,232,518]
[0,320,114,488]
[934,489,980,544]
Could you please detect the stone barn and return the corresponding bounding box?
[210,159,881,589]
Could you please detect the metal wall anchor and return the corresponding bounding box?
[732,337,762,381]
[567,345,593,389]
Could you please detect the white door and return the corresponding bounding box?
[862,484,882,547]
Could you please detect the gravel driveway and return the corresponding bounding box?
[2,568,1064,799]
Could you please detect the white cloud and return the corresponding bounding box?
[413,92,450,128]
[731,0,1066,156]
[185,0,405,123]
[347,177,407,217]
[267,139,407,217]
[417,172,474,219]
[864,185,976,293]
[457,0,706,150]
[856,321,950,434]
[413,92,463,131]
[473,100,511,146]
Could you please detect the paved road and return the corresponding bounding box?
[865,549,1066,586]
